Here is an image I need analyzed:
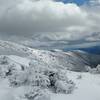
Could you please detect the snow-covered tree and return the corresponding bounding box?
[44,68,75,93]
[96,64,100,73]
[87,64,100,74]
[7,59,75,95]
[27,72,50,88]
[55,80,75,94]
[9,70,28,86]
[23,87,50,100]
[0,56,8,65]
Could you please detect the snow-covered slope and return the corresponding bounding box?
[28,48,100,71]
[0,70,100,100]
[0,40,100,71]
[51,71,100,100]
[0,40,29,56]
[0,55,30,72]
[0,40,100,100]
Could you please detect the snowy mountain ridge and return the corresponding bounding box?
[0,40,100,71]
[0,40,100,100]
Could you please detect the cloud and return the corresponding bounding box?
[0,0,100,41]
[89,0,100,6]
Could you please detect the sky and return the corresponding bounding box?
[0,0,100,50]
[56,0,89,5]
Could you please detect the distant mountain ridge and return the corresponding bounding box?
[0,40,100,72]
[78,45,100,54]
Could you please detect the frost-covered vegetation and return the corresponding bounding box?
[0,40,100,100]
[86,64,100,74]
[0,55,75,100]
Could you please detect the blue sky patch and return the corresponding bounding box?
[56,0,89,5]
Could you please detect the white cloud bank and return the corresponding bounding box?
[89,0,100,6]
[0,0,100,41]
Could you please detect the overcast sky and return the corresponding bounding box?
[0,0,100,44]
